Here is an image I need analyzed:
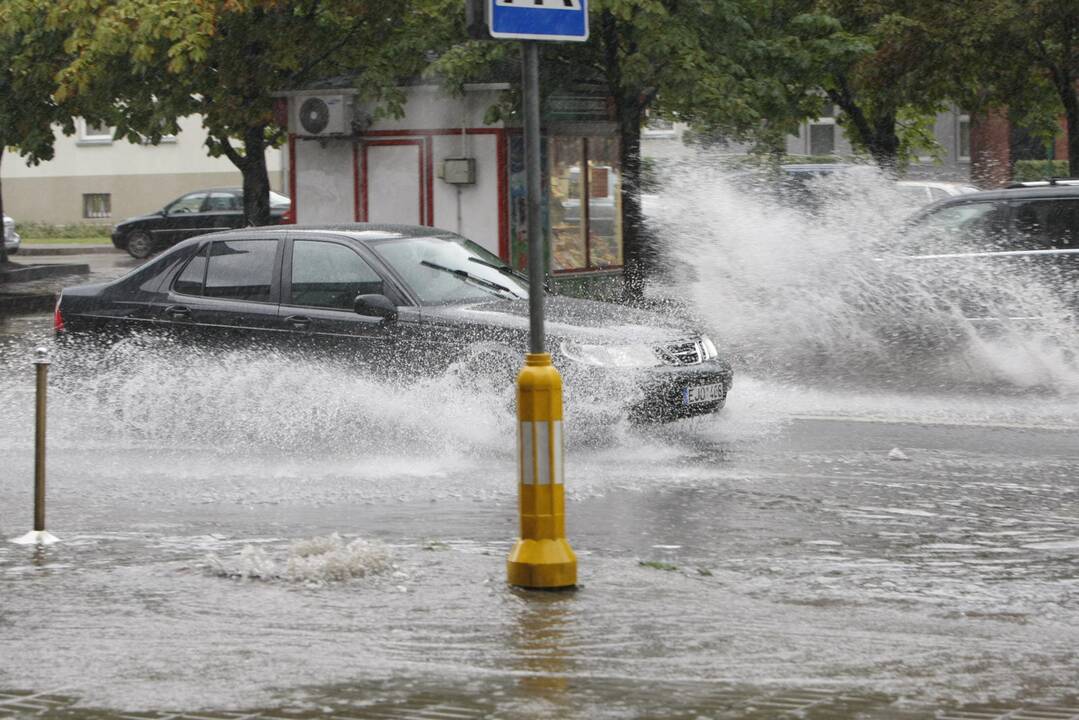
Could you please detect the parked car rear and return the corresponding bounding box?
[111,188,291,259]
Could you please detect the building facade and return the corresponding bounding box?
[2,115,284,225]
[282,84,624,276]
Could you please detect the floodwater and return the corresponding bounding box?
[1,166,1078,718]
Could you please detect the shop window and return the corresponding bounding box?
[82,193,111,219]
[548,136,622,272]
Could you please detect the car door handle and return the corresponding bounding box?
[164,305,191,319]
[285,314,311,330]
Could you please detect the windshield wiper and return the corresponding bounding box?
[420,260,522,298]
[468,257,550,293]
[468,256,527,280]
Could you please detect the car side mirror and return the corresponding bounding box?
[354,294,397,323]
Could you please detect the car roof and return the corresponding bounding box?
[182,223,457,243]
[936,185,1079,202]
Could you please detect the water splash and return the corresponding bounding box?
[204,533,395,584]
[650,155,1079,393]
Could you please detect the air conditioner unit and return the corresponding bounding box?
[293,94,355,137]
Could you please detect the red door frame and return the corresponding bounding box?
[291,127,511,261]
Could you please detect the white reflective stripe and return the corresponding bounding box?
[552,421,563,485]
[519,421,534,485]
[536,421,551,485]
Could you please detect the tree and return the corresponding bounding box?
[765,1,959,172]
[433,0,782,302]
[955,0,1079,176]
[0,1,87,266]
[48,0,447,227]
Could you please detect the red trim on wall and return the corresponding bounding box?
[288,133,297,222]
[362,138,426,225]
[352,142,361,222]
[424,136,435,225]
[356,128,511,252]
[364,128,503,137]
[496,128,509,261]
[361,144,369,220]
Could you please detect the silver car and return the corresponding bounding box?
[3,215,20,255]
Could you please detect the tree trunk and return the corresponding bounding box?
[0,148,8,267]
[599,10,650,304]
[618,95,647,304]
[1059,79,1079,178]
[240,127,271,226]
[827,82,900,174]
[217,127,272,227]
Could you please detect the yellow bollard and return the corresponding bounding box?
[507,352,576,589]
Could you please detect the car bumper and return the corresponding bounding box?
[111,230,126,249]
[630,359,734,422]
[4,232,20,252]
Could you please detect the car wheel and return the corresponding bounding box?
[126,231,155,259]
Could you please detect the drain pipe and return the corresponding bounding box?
[12,348,60,546]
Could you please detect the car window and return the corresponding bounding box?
[1012,199,1079,248]
[174,244,210,295]
[372,235,528,305]
[904,201,1010,254]
[203,239,277,302]
[167,192,208,214]
[206,192,241,212]
[290,240,384,310]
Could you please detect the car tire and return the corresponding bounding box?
[126,231,155,259]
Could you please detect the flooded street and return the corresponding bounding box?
[1,312,1077,717]
[2,176,1078,718]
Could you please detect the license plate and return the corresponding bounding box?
[684,382,724,405]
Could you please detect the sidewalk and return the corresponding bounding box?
[1,244,119,314]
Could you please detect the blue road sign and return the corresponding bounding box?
[488,0,589,42]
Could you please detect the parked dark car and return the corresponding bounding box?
[59,224,733,422]
[891,185,1079,319]
[111,188,292,259]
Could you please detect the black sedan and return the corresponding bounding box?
[58,224,733,422]
[111,188,292,259]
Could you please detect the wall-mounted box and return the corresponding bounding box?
[439,157,477,185]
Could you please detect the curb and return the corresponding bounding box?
[0,263,90,283]
[0,292,56,313]
[17,245,119,256]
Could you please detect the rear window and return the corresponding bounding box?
[173,239,277,302]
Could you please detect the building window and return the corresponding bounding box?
[548,136,622,272]
[83,193,111,219]
[806,102,837,156]
[958,114,971,162]
[78,119,114,144]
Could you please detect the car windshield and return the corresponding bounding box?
[371,235,529,305]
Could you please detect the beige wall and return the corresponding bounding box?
[2,115,284,225]
[4,172,284,225]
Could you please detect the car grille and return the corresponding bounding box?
[656,338,706,366]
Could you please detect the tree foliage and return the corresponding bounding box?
[950,0,1079,176]
[44,0,448,225]
[0,0,91,264]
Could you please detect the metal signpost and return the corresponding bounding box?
[487,0,588,590]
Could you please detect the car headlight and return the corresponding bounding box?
[700,335,718,359]
[560,340,662,368]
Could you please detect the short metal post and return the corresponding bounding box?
[12,347,59,546]
[33,347,49,531]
